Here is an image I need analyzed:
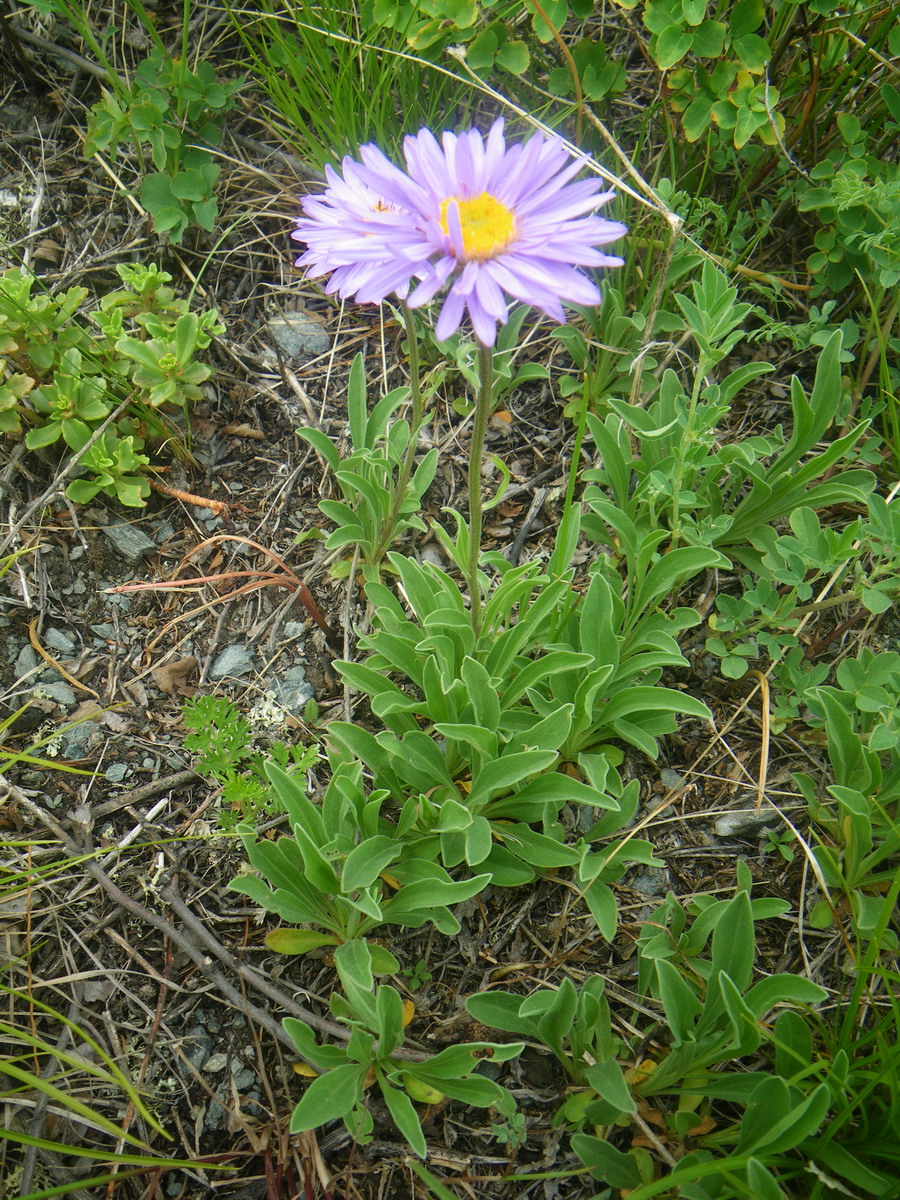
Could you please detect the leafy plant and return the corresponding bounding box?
[230,759,491,944]
[583,315,875,565]
[792,669,900,944]
[283,939,522,1156]
[297,352,439,570]
[85,49,244,242]
[468,864,836,1195]
[328,549,704,886]
[798,98,900,294]
[0,263,223,506]
[225,0,476,172]
[182,694,317,829]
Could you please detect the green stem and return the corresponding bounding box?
[373,302,426,566]
[467,341,494,636]
[669,358,710,546]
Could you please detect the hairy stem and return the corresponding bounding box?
[467,341,494,635]
[373,301,426,565]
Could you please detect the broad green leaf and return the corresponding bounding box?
[571,1133,643,1188]
[465,991,533,1036]
[584,1059,636,1116]
[654,26,692,69]
[467,749,558,805]
[655,959,702,1044]
[421,1040,524,1078]
[265,928,339,954]
[582,878,619,940]
[289,1063,367,1131]
[341,835,401,892]
[375,985,405,1057]
[379,1074,426,1156]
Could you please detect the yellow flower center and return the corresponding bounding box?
[440,192,517,260]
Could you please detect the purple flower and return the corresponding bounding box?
[291,158,426,303]
[293,121,626,346]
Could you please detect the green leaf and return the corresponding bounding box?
[710,889,754,992]
[368,943,400,975]
[808,1140,894,1195]
[654,26,692,70]
[739,1080,830,1154]
[571,1134,643,1188]
[529,0,567,43]
[282,1019,349,1072]
[584,1059,636,1116]
[341,835,401,892]
[655,959,702,1044]
[421,1040,524,1078]
[375,985,405,1057]
[264,928,340,954]
[24,422,63,449]
[728,0,764,37]
[347,353,368,450]
[467,749,558,805]
[681,0,706,25]
[691,19,726,57]
[495,39,529,74]
[465,991,533,1037]
[744,1158,789,1200]
[289,1063,367,1130]
[379,1074,426,1157]
[582,878,619,940]
[733,31,771,70]
[683,95,714,140]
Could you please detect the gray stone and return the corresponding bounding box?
[33,682,76,707]
[629,868,670,896]
[271,665,314,713]
[153,521,176,544]
[266,311,331,360]
[91,623,117,641]
[204,1099,226,1131]
[209,645,256,681]
[102,523,158,562]
[232,1068,256,1090]
[714,810,775,838]
[104,762,130,783]
[14,645,38,678]
[58,721,97,759]
[205,1053,229,1074]
[282,622,307,641]
[659,768,686,790]
[184,1028,213,1071]
[43,627,77,655]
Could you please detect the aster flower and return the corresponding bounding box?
[353,119,627,346]
[291,157,427,303]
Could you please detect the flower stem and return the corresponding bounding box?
[669,357,709,547]
[373,302,425,566]
[467,341,494,636]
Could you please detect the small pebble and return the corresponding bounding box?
[14,645,38,677]
[44,627,77,655]
[102,523,158,562]
[209,645,256,680]
[33,682,76,707]
[272,665,314,712]
[714,810,775,838]
[266,311,330,360]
